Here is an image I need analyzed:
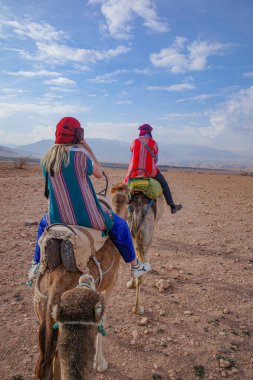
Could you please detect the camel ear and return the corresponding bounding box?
[51,304,61,321]
[110,182,129,194]
[110,185,116,194]
[94,302,104,322]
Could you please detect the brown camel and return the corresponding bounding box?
[34,238,120,379]
[111,183,164,314]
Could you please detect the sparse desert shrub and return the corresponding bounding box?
[152,374,163,380]
[194,365,205,377]
[13,157,29,169]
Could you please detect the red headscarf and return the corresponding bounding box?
[55,117,84,144]
[138,123,153,138]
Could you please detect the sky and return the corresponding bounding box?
[0,0,253,155]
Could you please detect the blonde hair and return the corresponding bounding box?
[41,144,70,173]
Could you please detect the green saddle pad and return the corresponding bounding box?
[127,177,163,199]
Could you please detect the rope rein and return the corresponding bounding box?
[53,319,106,336]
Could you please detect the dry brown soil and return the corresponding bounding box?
[0,162,253,380]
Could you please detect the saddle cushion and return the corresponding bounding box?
[127,177,163,199]
[39,224,108,273]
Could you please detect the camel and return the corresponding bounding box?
[34,238,120,380]
[111,182,164,314]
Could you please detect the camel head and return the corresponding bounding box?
[110,182,129,219]
[52,285,105,380]
[128,192,156,262]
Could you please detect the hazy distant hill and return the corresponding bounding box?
[1,138,252,170]
[0,145,22,158]
[19,139,132,163]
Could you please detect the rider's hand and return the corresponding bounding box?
[80,139,90,150]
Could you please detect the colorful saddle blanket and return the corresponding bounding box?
[127,177,163,199]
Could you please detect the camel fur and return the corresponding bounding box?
[110,182,164,315]
[34,238,120,379]
[110,182,129,219]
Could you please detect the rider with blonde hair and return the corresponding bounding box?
[29,117,150,280]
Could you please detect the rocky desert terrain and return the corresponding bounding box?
[0,162,252,380]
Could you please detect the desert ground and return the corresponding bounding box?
[0,162,252,380]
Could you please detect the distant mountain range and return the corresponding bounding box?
[1,138,252,170]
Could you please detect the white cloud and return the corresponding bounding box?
[85,121,137,141]
[21,42,130,64]
[6,69,61,78]
[1,19,67,42]
[150,37,230,73]
[89,67,150,83]
[0,101,88,118]
[116,100,133,104]
[1,88,27,96]
[208,86,253,136]
[243,72,253,78]
[176,94,215,103]
[153,87,253,153]
[147,83,195,92]
[89,69,127,83]
[0,123,55,145]
[89,0,169,39]
[159,112,205,120]
[29,124,56,141]
[0,99,90,144]
[43,93,64,100]
[44,77,76,87]
[133,68,151,75]
[2,18,130,65]
[47,87,77,93]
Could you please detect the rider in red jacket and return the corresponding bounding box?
[125,123,182,214]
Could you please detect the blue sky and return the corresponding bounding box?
[0,0,253,154]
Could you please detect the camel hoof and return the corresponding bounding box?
[95,360,108,373]
[127,279,136,289]
[132,306,144,315]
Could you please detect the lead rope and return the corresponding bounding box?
[53,318,106,335]
[91,256,103,289]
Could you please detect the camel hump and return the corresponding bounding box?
[39,224,109,273]
[127,177,163,199]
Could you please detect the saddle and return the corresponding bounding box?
[39,224,108,273]
[127,177,163,199]
[39,195,112,274]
